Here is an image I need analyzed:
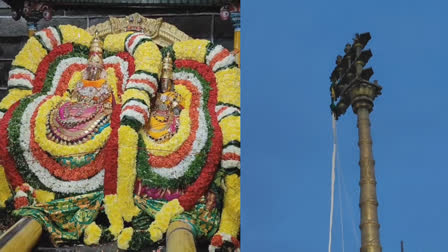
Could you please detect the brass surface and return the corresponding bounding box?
[233,30,240,66]
[353,93,382,252]
[87,13,192,47]
[0,217,42,252]
[166,221,196,252]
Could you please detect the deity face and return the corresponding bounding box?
[160,78,172,93]
[85,64,104,81]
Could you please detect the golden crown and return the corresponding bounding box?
[161,52,173,80]
[88,32,103,66]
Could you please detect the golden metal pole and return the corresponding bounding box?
[0,217,42,252]
[229,10,240,67]
[27,22,37,37]
[166,221,196,252]
[351,85,382,252]
[234,29,240,66]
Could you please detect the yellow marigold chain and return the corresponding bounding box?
[217,174,240,237]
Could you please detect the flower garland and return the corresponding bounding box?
[109,34,161,233]
[106,68,121,104]
[205,45,236,72]
[35,27,62,51]
[215,68,240,107]
[0,165,12,207]
[11,36,47,73]
[59,25,92,48]
[173,40,210,63]
[103,101,121,195]
[0,89,32,115]
[49,56,88,96]
[0,102,24,189]
[117,125,141,221]
[215,67,240,172]
[148,199,184,242]
[7,68,35,90]
[66,71,83,94]
[129,34,162,77]
[215,174,240,236]
[84,222,102,245]
[175,61,222,211]
[104,54,132,100]
[117,227,134,250]
[103,194,124,238]
[32,43,74,93]
[104,32,133,53]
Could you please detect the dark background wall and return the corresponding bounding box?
[0,1,234,99]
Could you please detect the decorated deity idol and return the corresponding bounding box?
[47,33,113,167]
[147,53,184,143]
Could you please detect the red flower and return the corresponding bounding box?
[19,184,31,193]
[117,52,135,77]
[33,43,74,93]
[211,234,224,247]
[231,237,240,248]
[103,102,121,195]
[0,102,24,188]
[14,197,29,209]
[174,60,223,211]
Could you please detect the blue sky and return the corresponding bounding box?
[241,0,448,251]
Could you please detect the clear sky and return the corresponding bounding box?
[242,0,448,251]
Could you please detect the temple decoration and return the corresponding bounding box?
[0,13,240,252]
[87,13,192,47]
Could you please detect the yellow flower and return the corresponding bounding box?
[0,89,32,112]
[66,71,82,93]
[104,32,133,53]
[34,96,111,157]
[218,174,240,237]
[148,199,184,242]
[117,126,140,222]
[173,40,210,63]
[117,227,134,250]
[106,68,121,104]
[83,222,102,245]
[215,68,240,107]
[104,194,124,238]
[34,189,55,203]
[59,25,92,47]
[0,165,12,208]
[133,41,162,76]
[220,116,240,145]
[12,37,47,73]
[121,89,151,108]
[149,226,163,242]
